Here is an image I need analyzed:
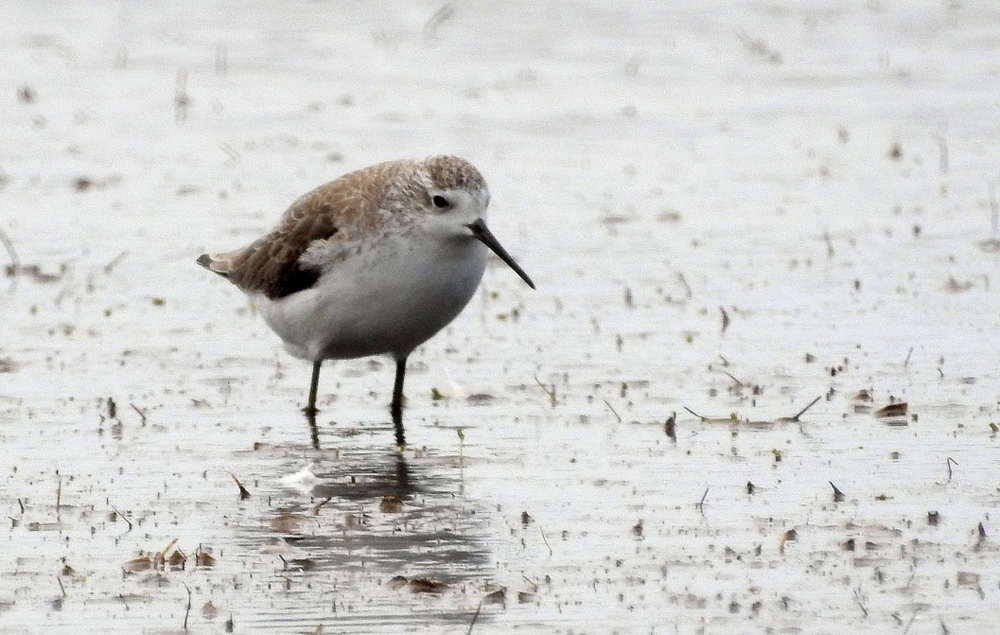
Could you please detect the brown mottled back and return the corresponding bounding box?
[199,160,408,299]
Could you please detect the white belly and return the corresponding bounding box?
[253,233,487,362]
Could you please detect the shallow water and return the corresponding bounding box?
[2,1,1000,633]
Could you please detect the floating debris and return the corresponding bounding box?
[379,495,404,513]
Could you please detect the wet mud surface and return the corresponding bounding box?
[3,1,1000,633]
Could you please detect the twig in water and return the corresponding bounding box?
[57,576,66,597]
[0,225,19,273]
[829,481,845,502]
[677,272,692,299]
[720,306,730,333]
[790,396,822,422]
[823,228,834,258]
[539,526,553,557]
[56,474,62,515]
[902,606,922,634]
[946,457,958,481]
[696,488,709,515]
[17,498,24,514]
[112,508,133,531]
[424,3,455,39]
[533,373,556,407]
[933,133,948,174]
[465,599,483,635]
[229,473,251,500]
[103,250,128,274]
[904,347,913,368]
[182,582,192,630]
[683,406,707,421]
[853,587,868,618]
[604,400,621,423]
[723,371,745,387]
[130,403,147,425]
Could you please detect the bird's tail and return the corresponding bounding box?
[196,252,231,277]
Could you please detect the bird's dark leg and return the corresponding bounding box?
[391,356,408,447]
[304,359,322,417]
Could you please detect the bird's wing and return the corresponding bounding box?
[199,163,397,300]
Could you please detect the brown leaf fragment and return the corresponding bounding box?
[483,587,506,605]
[408,578,448,593]
[779,529,797,553]
[842,538,855,551]
[196,546,216,568]
[270,513,319,534]
[387,575,409,590]
[874,402,908,418]
[154,538,179,568]
[517,591,536,603]
[168,548,187,569]
[521,511,533,526]
[202,601,219,620]
[123,556,153,573]
[927,511,940,526]
[379,495,404,513]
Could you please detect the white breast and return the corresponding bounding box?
[253,231,488,362]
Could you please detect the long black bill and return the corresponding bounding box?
[467,218,535,289]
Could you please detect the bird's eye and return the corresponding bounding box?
[432,195,449,209]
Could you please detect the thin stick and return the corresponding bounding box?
[823,227,834,258]
[57,576,66,597]
[934,133,948,174]
[102,250,128,274]
[533,373,556,406]
[904,347,913,368]
[902,606,922,634]
[853,587,868,618]
[723,371,745,387]
[683,406,706,421]
[677,272,692,299]
[182,582,192,630]
[113,508,133,531]
[56,474,62,515]
[424,3,456,39]
[604,400,621,423]
[0,225,19,272]
[539,526,553,557]
[696,488,709,515]
[946,457,958,481]
[790,396,822,422]
[465,599,483,635]
[130,403,147,425]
